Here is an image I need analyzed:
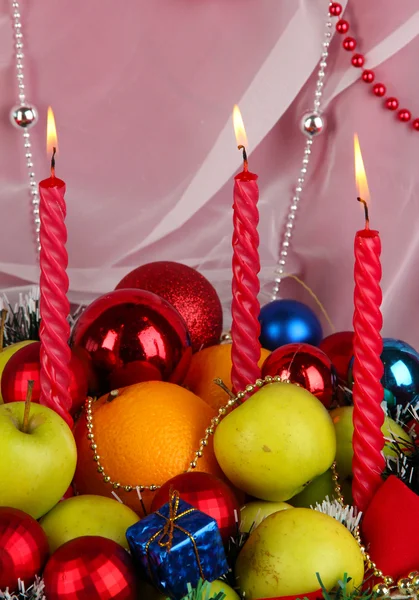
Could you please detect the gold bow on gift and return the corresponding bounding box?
[145,490,205,580]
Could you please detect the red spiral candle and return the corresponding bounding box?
[352,135,385,512]
[39,108,72,428]
[231,106,261,393]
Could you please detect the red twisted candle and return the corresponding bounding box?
[231,106,261,393]
[352,135,385,512]
[39,109,72,428]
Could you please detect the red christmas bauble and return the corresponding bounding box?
[151,472,240,543]
[1,342,88,414]
[70,289,192,394]
[115,261,223,353]
[319,331,354,381]
[261,343,336,408]
[0,507,49,591]
[43,536,138,600]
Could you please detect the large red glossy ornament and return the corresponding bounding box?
[261,343,336,408]
[151,472,240,543]
[1,342,88,415]
[319,331,354,381]
[70,289,192,394]
[0,507,49,591]
[115,261,223,353]
[43,536,138,600]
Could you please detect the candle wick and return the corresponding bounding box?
[238,145,248,172]
[357,197,370,229]
[50,146,57,178]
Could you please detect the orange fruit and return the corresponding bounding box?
[183,344,271,411]
[73,381,223,515]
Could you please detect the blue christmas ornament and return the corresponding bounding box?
[259,299,323,351]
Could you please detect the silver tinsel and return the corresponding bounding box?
[0,577,45,600]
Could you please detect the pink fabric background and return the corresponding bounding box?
[0,0,418,345]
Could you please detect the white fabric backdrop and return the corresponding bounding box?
[0,0,418,345]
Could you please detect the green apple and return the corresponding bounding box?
[235,508,364,597]
[40,494,139,552]
[331,406,412,480]
[0,341,36,403]
[0,401,77,519]
[206,580,240,600]
[240,500,292,534]
[290,469,336,508]
[214,382,336,501]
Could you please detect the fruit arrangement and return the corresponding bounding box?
[2,260,419,600]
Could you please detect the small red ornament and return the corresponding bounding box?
[413,118,419,131]
[0,507,49,591]
[398,109,411,122]
[343,37,357,51]
[329,2,342,16]
[150,472,240,543]
[336,19,349,34]
[351,53,365,68]
[43,536,138,600]
[319,331,354,382]
[384,97,399,111]
[261,343,335,408]
[361,70,375,84]
[373,83,386,97]
[1,342,88,415]
[116,262,223,353]
[70,288,192,394]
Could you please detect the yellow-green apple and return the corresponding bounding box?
[331,406,412,479]
[240,500,292,534]
[0,402,77,519]
[206,580,240,600]
[0,341,36,403]
[289,469,336,508]
[235,508,364,597]
[214,382,336,500]
[40,494,139,552]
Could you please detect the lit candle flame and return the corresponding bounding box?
[46,106,58,156]
[233,105,248,149]
[354,133,370,203]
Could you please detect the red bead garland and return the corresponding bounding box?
[334,9,418,130]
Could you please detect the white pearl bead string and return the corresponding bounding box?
[271,3,335,301]
[9,0,41,255]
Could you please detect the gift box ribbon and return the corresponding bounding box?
[145,490,205,580]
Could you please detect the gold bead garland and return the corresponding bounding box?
[84,375,286,493]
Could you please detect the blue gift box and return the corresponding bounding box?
[126,493,229,599]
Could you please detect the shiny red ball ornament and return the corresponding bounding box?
[343,37,356,51]
[361,70,375,83]
[70,288,192,394]
[373,83,386,97]
[261,343,336,408]
[319,331,354,382]
[336,19,349,34]
[151,472,240,543]
[43,536,138,600]
[115,261,223,353]
[398,109,411,122]
[351,53,365,68]
[1,342,88,415]
[329,2,342,16]
[384,97,399,111]
[413,118,419,131]
[0,507,49,591]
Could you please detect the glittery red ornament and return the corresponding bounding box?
[115,262,223,353]
[0,507,49,591]
[319,331,354,381]
[1,342,88,414]
[151,472,240,543]
[43,536,138,600]
[70,289,192,394]
[261,343,336,408]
